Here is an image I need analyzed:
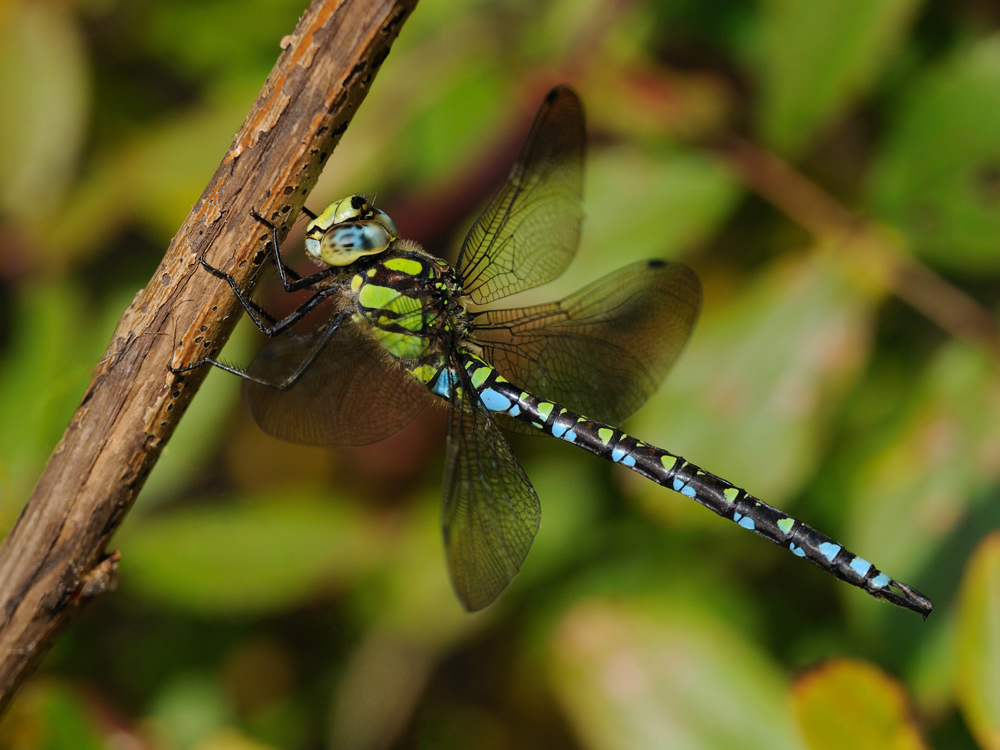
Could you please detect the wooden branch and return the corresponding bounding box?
[0,0,418,714]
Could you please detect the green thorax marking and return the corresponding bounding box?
[383,256,424,275]
[353,248,454,363]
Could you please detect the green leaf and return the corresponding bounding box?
[147,673,232,750]
[361,497,482,647]
[44,100,252,265]
[867,37,1000,273]
[0,280,97,530]
[118,493,388,615]
[755,0,922,154]
[568,146,740,289]
[0,3,89,221]
[956,533,1000,750]
[388,68,511,186]
[548,598,799,750]
[0,679,106,750]
[792,659,925,750]
[846,343,998,592]
[142,0,304,86]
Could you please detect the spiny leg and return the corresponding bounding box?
[171,356,256,380]
[171,202,336,379]
[198,257,332,336]
[241,297,279,327]
[239,308,350,390]
[173,309,349,389]
[170,260,336,378]
[250,210,334,292]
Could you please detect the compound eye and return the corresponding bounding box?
[304,235,322,259]
[306,196,359,236]
[372,208,399,238]
[331,195,370,224]
[319,220,392,266]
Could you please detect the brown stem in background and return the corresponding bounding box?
[717,137,1000,361]
[0,0,417,714]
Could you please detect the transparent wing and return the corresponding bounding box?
[244,324,430,446]
[441,369,541,610]
[456,86,585,305]
[471,260,701,427]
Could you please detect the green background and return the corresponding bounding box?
[1,0,998,748]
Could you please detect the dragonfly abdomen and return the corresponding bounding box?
[461,352,933,617]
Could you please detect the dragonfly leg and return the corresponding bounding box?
[198,257,331,336]
[170,356,254,379]
[249,209,333,291]
[170,309,349,387]
[268,206,315,282]
[241,297,279,326]
[247,308,350,391]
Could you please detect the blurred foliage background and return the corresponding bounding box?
[1,0,999,748]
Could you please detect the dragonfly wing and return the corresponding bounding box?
[441,372,541,610]
[244,324,431,446]
[472,260,701,426]
[457,86,585,305]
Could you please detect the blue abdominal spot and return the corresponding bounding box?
[479,388,512,412]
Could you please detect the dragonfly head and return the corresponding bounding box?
[304,195,400,267]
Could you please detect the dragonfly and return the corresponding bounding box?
[172,86,932,616]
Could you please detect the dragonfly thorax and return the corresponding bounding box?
[350,245,466,367]
[304,195,401,267]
